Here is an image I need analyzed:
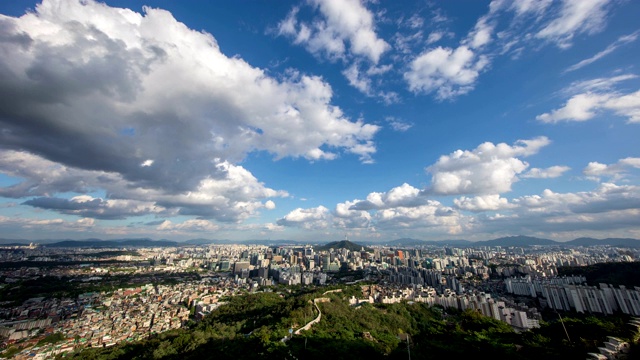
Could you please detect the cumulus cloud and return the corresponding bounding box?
[157,219,219,232]
[404,46,489,100]
[277,0,394,98]
[537,91,640,124]
[0,0,379,171]
[0,215,95,233]
[334,200,372,229]
[278,197,462,235]
[401,0,618,100]
[264,200,276,210]
[276,181,466,234]
[349,183,427,210]
[403,2,496,100]
[0,150,285,223]
[522,165,571,178]
[0,0,378,222]
[454,194,513,212]
[425,137,550,195]
[22,195,164,220]
[583,157,640,180]
[536,90,640,123]
[537,74,640,124]
[373,203,462,233]
[276,179,640,239]
[438,182,640,239]
[278,0,389,64]
[507,183,640,227]
[276,205,331,230]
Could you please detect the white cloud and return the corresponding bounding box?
[464,16,494,49]
[426,137,550,195]
[264,200,276,210]
[0,150,121,198]
[564,74,637,93]
[565,30,639,72]
[276,206,331,230]
[343,63,373,95]
[0,215,95,232]
[349,183,427,210]
[537,75,640,124]
[276,180,640,239]
[157,219,219,232]
[453,183,640,238]
[426,32,444,45]
[384,116,413,132]
[0,150,286,223]
[404,14,424,30]
[0,0,379,168]
[514,183,640,220]
[522,165,571,178]
[429,8,449,24]
[278,197,462,234]
[454,194,513,212]
[537,93,608,122]
[0,0,380,222]
[537,90,640,123]
[536,0,611,48]
[22,195,165,220]
[404,46,489,100]
[583,157,640,180]
[277,0,392,97]
[403,0,618,100]
[393,31,423,55]
[603,91,640,123]
[334,200,372,229]
[510,0,553,17]
[278,0,389,64]
[403,0,498,100]
[277,182,466,234]
[373,203,463,234]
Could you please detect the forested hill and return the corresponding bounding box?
[315,240,371,252]
[60,286,638,360]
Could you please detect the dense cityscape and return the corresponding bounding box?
[0,238,639,359]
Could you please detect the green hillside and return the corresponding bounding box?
[58,286,638,360]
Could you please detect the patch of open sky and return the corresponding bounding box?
[0,174,23,187]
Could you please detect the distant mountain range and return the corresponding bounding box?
[380,236,640,248]
[1,235,639,248]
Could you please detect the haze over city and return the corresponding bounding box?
[0,0,639,242]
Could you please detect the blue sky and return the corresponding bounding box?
[0,0,639,242]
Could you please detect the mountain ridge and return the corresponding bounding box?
[1,236,639,248]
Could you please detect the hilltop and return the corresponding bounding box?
[314,240,371,252]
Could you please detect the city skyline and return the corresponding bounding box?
[0,0,639,242]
